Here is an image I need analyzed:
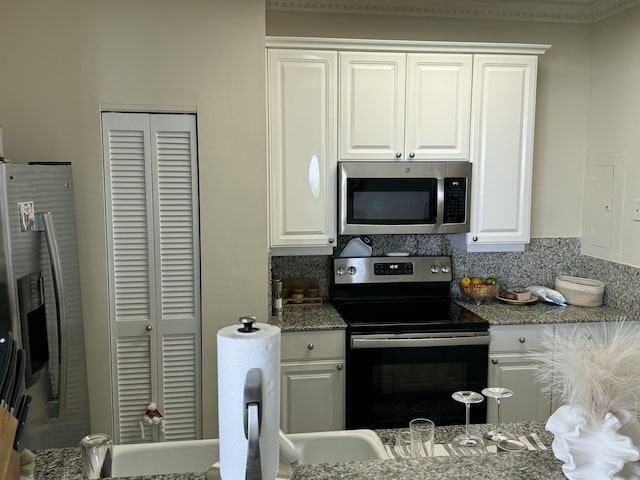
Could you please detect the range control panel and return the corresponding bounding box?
[334,256,452,285]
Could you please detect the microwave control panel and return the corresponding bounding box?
[443,178,467,224]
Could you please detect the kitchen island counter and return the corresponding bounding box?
[291,449,562,480]
[33,421,563,479]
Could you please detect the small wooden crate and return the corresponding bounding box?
[282,278,322,307]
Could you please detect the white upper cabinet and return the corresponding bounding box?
[450,55,538,252]
[405,54,472,160]
[266,37,549,254]
[268,49,338,253]
[340,52,472,161]
[340,52,406,160]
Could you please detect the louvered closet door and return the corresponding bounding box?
[102,112,201,444]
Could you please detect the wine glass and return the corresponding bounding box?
[482,387,515,442]
[451,391,487,455]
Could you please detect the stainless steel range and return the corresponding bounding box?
[331,255,489,429]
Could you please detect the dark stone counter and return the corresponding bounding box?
[33,421,564,480]
[269,299,632,332]
[455,297,631,325]
[270,304,346,331]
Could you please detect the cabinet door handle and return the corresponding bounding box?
[395,152,402,158]
[491,358,498,365]
[337,364,344,371]
[409,152,415,158]
[307,343,314,350]
[328,238,335,244]
[519,337,526,343]
[472,236,478,242]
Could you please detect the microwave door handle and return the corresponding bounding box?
[36,212,67,417]
[436,178,445,225]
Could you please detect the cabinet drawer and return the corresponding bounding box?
[489,324,553,353]
[281,330,345,361]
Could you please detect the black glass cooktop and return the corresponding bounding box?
[333,298,488,333]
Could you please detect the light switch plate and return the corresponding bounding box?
[634,199,640,221]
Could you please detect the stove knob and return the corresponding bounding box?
[347,266,357,275]
[441,265,450,273]
[430,265,439,273]
[336,267,346,275]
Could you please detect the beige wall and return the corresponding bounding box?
[587,5,640,267]
[266,11,592,239]
[0,0,268,438]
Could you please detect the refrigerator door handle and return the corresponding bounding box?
[36,212,67,417]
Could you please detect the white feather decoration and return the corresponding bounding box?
[533,321,640,420]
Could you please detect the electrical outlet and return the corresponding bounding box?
[634,199,640,221]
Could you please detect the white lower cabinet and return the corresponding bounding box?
[280,330,345,433]
[487,324,553,423]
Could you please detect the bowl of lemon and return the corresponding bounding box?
[459,276,498,305]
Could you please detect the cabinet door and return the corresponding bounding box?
[280,360,345,434]
[405,54,472,161]
[464,55,538,250]
[487,353,551,423]
[268,50,337,249]
[340,52,406,160]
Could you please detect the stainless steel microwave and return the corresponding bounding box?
[338,161,471,235]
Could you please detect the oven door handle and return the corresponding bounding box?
[351,334,490,349]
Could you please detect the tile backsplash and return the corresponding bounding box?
[271,236,640,318]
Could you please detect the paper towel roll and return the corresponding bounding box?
[217,321,281,480]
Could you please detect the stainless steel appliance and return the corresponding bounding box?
[0,163,90,449]
[331,255,488,429]
[338,161,471,235]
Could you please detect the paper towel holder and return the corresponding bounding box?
[238,315,259,333]
[243,368,262,437]
[244,368,262,480]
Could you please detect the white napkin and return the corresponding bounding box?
[385,433,548,458]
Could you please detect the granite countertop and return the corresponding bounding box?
[270,303,346,331]
[268,299,632,333]
[454,297,631,326]
[33,421,563,480]
[295,421,563,480]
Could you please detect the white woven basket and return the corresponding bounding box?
[554,276,604,307]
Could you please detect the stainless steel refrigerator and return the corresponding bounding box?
[0,162,90,449]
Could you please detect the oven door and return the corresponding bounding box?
[346,331,489,429]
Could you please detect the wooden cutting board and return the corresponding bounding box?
[0,407,19,480]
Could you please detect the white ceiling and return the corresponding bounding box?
[266,0,640,23]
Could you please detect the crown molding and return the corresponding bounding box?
[266,0,640,23]
[265,36,551,54]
